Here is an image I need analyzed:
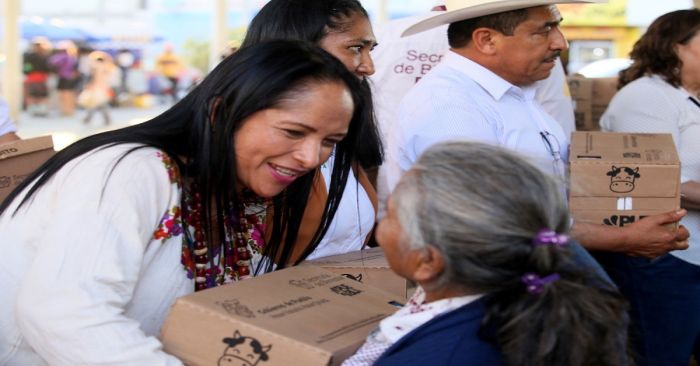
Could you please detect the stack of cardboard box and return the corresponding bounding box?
[567,76,618,131]
[569,132,681,228]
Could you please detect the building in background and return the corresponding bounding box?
[559,0,695,74]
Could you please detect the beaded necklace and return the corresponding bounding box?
[181,182,269,291]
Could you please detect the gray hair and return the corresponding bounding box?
[392,141,569,292]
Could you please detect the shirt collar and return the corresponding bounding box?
[443,50,537,101]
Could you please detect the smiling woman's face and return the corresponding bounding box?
[233,80,353,198]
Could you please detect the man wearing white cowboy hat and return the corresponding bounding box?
[385,1,688,260]
[371,2,576,219]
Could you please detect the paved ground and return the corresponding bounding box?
[14,103,171,150]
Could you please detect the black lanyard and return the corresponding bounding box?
[690,96,700,109]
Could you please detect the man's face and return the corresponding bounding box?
[493,5,568,86]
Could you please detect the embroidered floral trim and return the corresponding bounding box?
[156,151,181,186]
[152,152,184,242]
[153,206,183,241]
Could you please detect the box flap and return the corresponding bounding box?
[570,132,679,164]
[0,136,54,161]
[308,247,388,269]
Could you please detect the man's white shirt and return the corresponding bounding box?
[385,50,570,192]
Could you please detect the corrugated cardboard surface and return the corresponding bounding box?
[0,136,54,202]
[569,132,680,227]
[161,265,401,366]
[567,76,617,131]
[307,247,415,300]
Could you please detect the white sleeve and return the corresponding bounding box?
[386,94,496,191]
[14,148,183,365]
[600,83,682,144]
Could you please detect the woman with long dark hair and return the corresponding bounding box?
[600,9,700,365]
[241,0,384,259]
[0,40,370,364]
[345,142,629,366]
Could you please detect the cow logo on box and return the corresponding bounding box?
[606,166,640,193]
[217,299,256,319]
[330,284,362,296]
[219,330,272,366]
[0,176,10,189]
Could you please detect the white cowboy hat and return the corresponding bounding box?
[402,0,607,37]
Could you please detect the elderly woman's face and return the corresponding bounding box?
[376,196,415,279]
[318,12,377,79]
[234,81,352,198]
[677,31,700,91]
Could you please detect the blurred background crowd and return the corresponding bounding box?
[0,0,698,129]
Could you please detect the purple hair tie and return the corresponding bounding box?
[521,272,560,294]
[533,229,569,247]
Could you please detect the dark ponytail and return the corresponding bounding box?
[482,244,629,366]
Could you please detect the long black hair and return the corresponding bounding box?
[1,40,369,275]
[241,0,383,169]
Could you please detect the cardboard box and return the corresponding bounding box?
[567,76,618,131]
[0,136,55,203]
[569,132,680,227]
[307,247,416,300]
[161,265,402,366]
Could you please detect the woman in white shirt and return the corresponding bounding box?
[0,40,372,365]
[599,9,700,365]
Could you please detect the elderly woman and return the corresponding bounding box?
[344,142,629,366]
[599,9,700,366]
[0,40,370,364]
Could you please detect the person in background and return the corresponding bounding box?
[241,0,384,259]
[155,43,184,103]
[0,40,371,364]
[116,48,135,99]
[48,40,80,116]
[22,37,52,117]
[384,0,688,267]
[0,97,20,144]
[370,3,576,217]
[76,45,94,90]
[80,51,116,125]
[344,142,628,366]
[599,9,700,365]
